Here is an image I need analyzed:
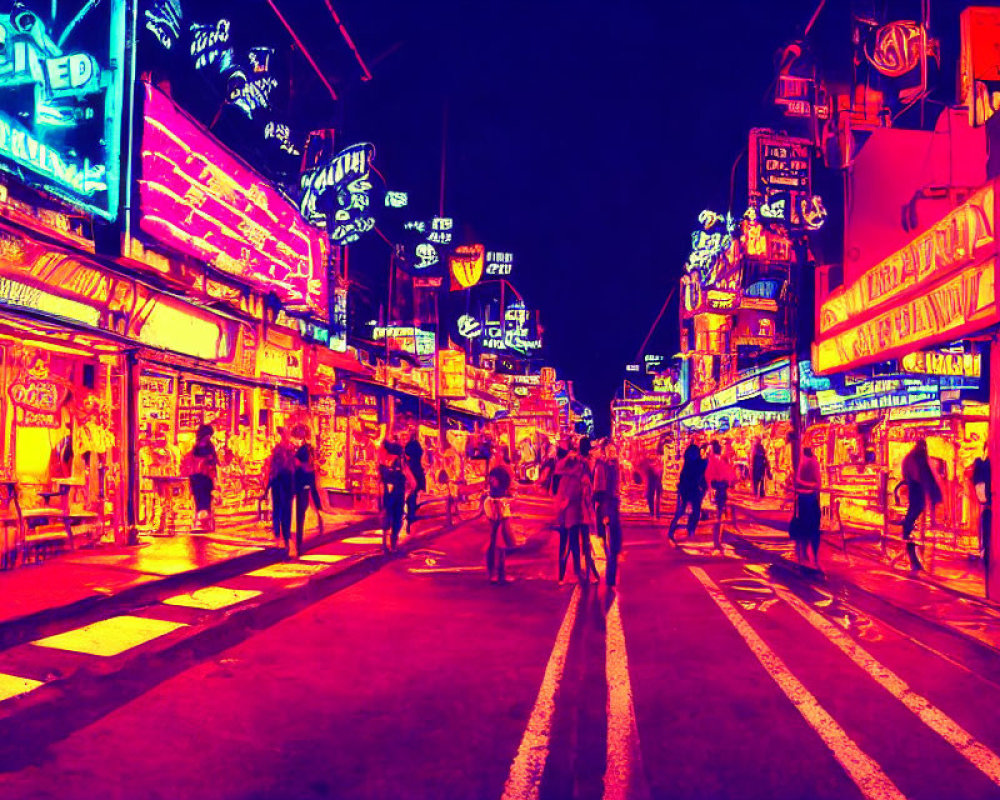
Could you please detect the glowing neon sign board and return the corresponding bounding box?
[298,142,383,245]
[864,21,927,78]
[450,244,485,289]
[819,183,995,335]
[9,373,66,428]
[960,7,1000,126]
[486,251,513,277]
[749,129,811,226]
[0,1,126,219]
[438,350,467,399]
[139,83,328,317]
[900,350,981,378]
[813,258,998,374]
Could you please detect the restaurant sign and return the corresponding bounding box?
[0,1,126,220]
[437,349,467,398]
[813,258,998,374]
[139,83,328,317]
[820,183,996,335]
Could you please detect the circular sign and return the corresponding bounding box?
[456,314,482,338]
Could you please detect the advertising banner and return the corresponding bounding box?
[437,349,467,398]
[0,1,126,219]
[139,83,328,318]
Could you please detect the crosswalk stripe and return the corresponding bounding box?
[502,585,582,800]
[773,583,1000,787]
[604,594,649,800]
[689,567,906,800]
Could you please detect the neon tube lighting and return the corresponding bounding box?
[323,0,372,81]
[267,0,339,101]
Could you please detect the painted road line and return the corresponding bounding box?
[604,594,649,800]
[342,535,384,545]
[689,567,906,800]
[162,586,263,610]
[0,672,44,703]
[774,583,1000,787]
[502,585,583,800]
[245,563,329,579]
[299,553,351,564]
[33,616,188,658]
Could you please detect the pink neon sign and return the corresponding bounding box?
[138,83,327,317]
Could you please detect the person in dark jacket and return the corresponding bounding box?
[294,428,324,552]
[895,438,942,573]
[973,450,992,593]
[187,424,218,532]
[752,439,769,498]
[403,429,426,527]
[378,435,406,552]
[264,427,297,555]
[593,441,623,588]
[667,444,707,543]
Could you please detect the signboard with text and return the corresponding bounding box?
[139,83,328,317]
[749,129,812,226]
[0,1,126,219]
[437,350,467,398]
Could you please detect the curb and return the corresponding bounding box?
[0,506,472,771]
[721,520,1000,659]
[0,514,381,652]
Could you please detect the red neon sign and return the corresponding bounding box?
[138,83,328,317]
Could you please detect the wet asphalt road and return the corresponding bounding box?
[4,493,1000,800]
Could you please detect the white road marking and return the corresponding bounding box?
[603,594,649,800]
[774,583,1000,787]
[689,567,906,800]
[33,616,188,658]
[0,672,44,703]
[162,586,262,610]
[502,585,582,800]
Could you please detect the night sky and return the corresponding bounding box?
[331,1,812,434]
[322,0,954,434]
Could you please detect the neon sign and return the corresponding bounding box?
[145,0,182,50]
[450,244,485,289]
[814,259,998,374]
[456,314,482,339]
[865,21,927,78]
[0,276,99,328]
[0,1,125,219]
[139,83,328,317]
[819,183,995,335]
[9,374,65,428]
[190,19,233,72]
[900,350,981,378]
[960,7,1000,126]
[485,251,513,277]
[298,142,380,244]
[749,129,811,227]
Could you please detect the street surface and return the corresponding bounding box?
[3,493,1000,799]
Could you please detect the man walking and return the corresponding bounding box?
[705,440,737,552]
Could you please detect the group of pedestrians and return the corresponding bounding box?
[377,427,427,553]
[664,441,736,552]
[262,425,325,557]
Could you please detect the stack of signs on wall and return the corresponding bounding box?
[396,216,453,282]
[0,1,127,219]
[681,210,738,316]
[748,129,816,228]
[141,0,300,178]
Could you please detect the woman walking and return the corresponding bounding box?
[594,441,623,588]
[293,427,324,554]
[186,424,218,532]
[484,448,516,583]
[265,427,297,555]
[705,440,737,552]
[377,435,406,552]
[554,440,598,584]
[667,444,706,543]
[895,438,942,573]
[793,446,823,569]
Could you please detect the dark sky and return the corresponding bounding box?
[329,1,835,433]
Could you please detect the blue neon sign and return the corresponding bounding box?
[0,1,126,220]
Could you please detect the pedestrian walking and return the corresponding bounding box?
[667,444,706,543]
[403,429,426,527]
[293,426,324,552]
[185,424,218,532]
[752,439,770,498]
[894,438,941,573]
[264,427,296,555]
[791,446,823,569]
[439,437,462,524]
[594,440,623,588]
[554,440,598,584]
[705,440,737,552]
[639,450,664,519]
[377,434,406,552]
[973,449,992,593]
[484,448,517,584]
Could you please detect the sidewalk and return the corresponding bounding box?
[721,491,1000,655]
